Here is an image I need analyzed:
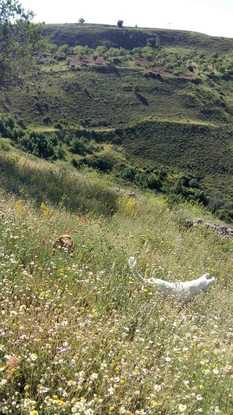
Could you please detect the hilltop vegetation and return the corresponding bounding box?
[43,23,233,52]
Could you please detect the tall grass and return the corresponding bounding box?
[0,176,233,414]
[0,153,118,216]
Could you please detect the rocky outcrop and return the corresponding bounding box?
[184,218,233,238]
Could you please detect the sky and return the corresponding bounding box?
[22,0,233,38]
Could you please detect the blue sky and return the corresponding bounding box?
[23,0,233,37]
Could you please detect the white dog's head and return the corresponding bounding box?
[198,273,215,291]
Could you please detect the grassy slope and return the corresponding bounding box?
[43,23,233,52]
[1,26,233,203]
[116,119,233,199]
[1,150,233,414]
[2,25,233,414]
[3,68,206,127]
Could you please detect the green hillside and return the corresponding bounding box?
[43,23,233,52]
[2,21,233,415]
[1,23,233,219]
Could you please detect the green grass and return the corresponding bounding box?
[2,23,233,414]
[0,152,118,216]
[4,68,202,127]
[1,153,233,414]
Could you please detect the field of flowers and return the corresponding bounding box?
[1,160,233,414]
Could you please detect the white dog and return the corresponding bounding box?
[128,257,215,300]
[145,274,215,300]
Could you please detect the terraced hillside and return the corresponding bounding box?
[1,24,233,219]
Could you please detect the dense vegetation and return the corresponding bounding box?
[2,14,233,414]
[1,148,233,414]
[1,23,233,221]
[1,112,233,222]
[0,0,42,85]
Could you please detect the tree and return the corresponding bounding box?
[79,17,85,24]
[117,20,124,28]
[0,0,41,86]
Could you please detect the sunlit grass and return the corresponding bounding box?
[0,152,233,414]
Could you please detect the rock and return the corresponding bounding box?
[182,219,194,229]
[192,219,233,239]
[193,218,204,226]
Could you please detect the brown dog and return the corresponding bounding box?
[53,234,75,253]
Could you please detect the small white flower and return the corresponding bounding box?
[108,386,114,395]
[128,256,137,270]
[196,395,203,401]
[29,353,38,362]
[178,404,187,413]
[90,373,98,381]
[0,379,7,387]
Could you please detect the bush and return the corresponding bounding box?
[147,173,162,190]
[135,171,148,187]
[18,132,64,160]
[71,139,94,156]
[0,115,24,139]
[0,141,11,152]
[120,167,136,182]
[169,174,208,206]
[207,196,224,212]
[84,156,114,172]
[117,20,124,28]
[71,158,79,168]
[120,166,163,191]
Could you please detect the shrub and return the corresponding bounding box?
[120,167,136,182]
[120,166,163,192]
[71,158,79,168]
[135,171,148,187]
[147,173,162,190]
[117,20,124,28]
[71,138,96,155]
[0,141,11,152]
[0,115,24,139]
[18,132,64,160]
[71,140,90,156]
[216,208,233,222]
[207,196,224,212]
[43,116,52,125]
[84,156,114,172]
